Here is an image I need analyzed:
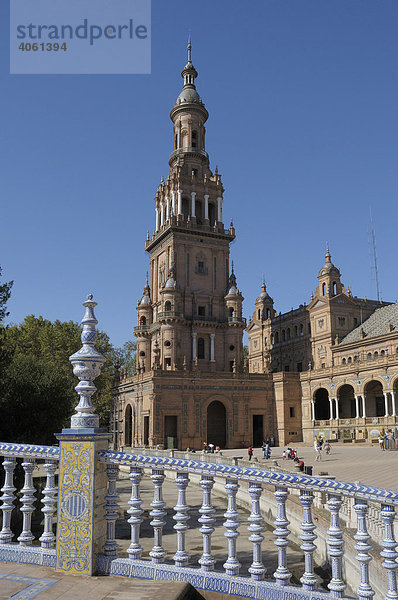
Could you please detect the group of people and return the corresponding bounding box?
[314,437,331,461]
[202,442,221,453]
[247,438,274,461]
[282,447,297,460]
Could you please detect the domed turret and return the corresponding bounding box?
[255,277,274,321]
[169,37,209,169]
[316,243,344,298]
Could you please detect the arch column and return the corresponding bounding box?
[165,197,170,221]
[192,332,197,361]
[160,203,164,226]
[333,398,339,420]
[217,196,223,222]
[329,397,334,420]
[355,395,360,419]
[384,392,390,418]
[191,192,196,217]
[210,333,215,362]
[311,400,315,421]
[362,395,367,418]
[392,391,396,417]
[204,194,209,220]
[171,191,176,216]
[177,189,182,215]
[155,206,160,231]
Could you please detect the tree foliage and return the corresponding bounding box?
[0,266,13,325]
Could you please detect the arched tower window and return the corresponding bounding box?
[229,307,234,318]
[332,281,337,296]
[266,308,270,319]
[192,130,198,148]
[322,282,326,296]
[287,328,291,340]
[198,337,205,359]
[282,329,286,342]
[164,301,171,312]
[275,331,279,343]
[140,316,146,326]
[257,309,261,320]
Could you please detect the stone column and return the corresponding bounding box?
[160,203,164,226]
[355,395,360,419]
[191,192,196,218]
[311,400,315,421]
[177,189,182,215]
[217,196,223,222]
[384,392,389,418]
[56,295,110,576]
[362,395,367,418]
[171,191,176,216]
[329,397,334,420]
[155,206,160,231]
[210,333,215,362]
[192,332,197,361]
[334,398,340,420]
[204,194,209,220]
[392,391,396,417]
[165,197,170,221]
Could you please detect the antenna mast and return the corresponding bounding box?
[369,208,381,302]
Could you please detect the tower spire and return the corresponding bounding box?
[326,241,331,263]
[187,33,192,64]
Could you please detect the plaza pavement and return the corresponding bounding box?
[220,443,398,490]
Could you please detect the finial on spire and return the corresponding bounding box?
[146,271,149,285]
[231,260,234,274]
[187,33,192,64]
[326,241,331,260]
[262,274,266,292]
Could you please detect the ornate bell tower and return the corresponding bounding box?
[134,40,245,373]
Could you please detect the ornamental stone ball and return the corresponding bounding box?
[68,294,106,431]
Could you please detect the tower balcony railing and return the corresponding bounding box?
[134,324,151,332]
[228,316,246,324]
[169,147,209,161]
[157,310,184,319]
[1,442,398,599]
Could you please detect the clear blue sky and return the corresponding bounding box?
[1,0,397,348]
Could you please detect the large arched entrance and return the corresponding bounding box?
[207,401,226,448]
[314,388,330,420]
[364,380,385,417]
[338,385,356,418]
[125,404,132,447]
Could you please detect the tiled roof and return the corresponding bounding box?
[340,302,398,345]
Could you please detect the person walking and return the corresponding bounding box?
[314,438,322,461]
[248,445,253,461]
[262,441,267,459]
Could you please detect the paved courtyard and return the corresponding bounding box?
[220,443,398,490]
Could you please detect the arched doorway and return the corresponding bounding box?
[364,380,385,417]
[314,388,330,420]
[338,385,356,418]
[207,401,226,447]
[125,404,132,447]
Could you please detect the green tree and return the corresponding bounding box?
[112,339,137,376]
[0,266,13,324]
[0,315,117,443]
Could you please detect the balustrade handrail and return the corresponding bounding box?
[0,442,59,460]
[98,449,398,506]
